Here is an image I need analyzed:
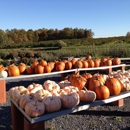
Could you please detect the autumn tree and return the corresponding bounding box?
[126,32,130,37]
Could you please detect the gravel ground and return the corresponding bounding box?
[0,75,130,130]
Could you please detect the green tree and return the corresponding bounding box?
[0,29,7,44]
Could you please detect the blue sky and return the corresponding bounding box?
[0,0,130,38]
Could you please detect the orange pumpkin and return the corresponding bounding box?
[44,65,52,73]
[112,57,121,65]
[105,59,112,66]
[65,61,72,70]
[39,59,47,67]
[18,63,26,74]
[100,57,108,66]
[88,74,105,91]
[105,77,121,95]
[74,60,83,68]
[47,62,55,71]
[82,60,89,68]
[26,66,34,74]
[94,59,101,67]
[71,75,87,90]
[31,60,39,69]
[86,55,92,60]
[70,58,77,68]
[55,61,65,71]
[95,84,110,100]
[87,59,95,68]
[34,64,44,74]
[8,64,20,76]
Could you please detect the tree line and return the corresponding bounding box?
[0,28,94,44]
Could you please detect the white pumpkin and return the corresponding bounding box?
[0,70,8,78]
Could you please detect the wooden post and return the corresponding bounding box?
[106,68,112,74]
[111,99,124,107]
[61,73,68,80]
[11,102,24,130]
[0,80,6,103]
[121,65,125,71]
[24,117,45,130]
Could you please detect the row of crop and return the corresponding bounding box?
[0,43,130,66]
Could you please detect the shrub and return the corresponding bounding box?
[54,40,67,49]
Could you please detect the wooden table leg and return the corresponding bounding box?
[121,65,125,71]
[61,73,68,80]
[0,80,6,103]
[111,99,124,107]
[24,117,45,130]
[106,68,112,74]
[11,101,24,130]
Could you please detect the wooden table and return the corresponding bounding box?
[0,64,128,130]
[10,91,130,130]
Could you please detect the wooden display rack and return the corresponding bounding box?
[10,91,130,130]
[0,64,126,104]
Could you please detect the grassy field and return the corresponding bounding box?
[0,42,130,63]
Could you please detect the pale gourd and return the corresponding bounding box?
[25,100,45,117]
[0,70,8,78]
[43,96,61,113]
[60,92,80,108]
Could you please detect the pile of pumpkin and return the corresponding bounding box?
[0,56,121,78]
[8,70,126,118]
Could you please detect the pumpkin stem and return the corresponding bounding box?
[83,87,87,91]
[34,100,38,106]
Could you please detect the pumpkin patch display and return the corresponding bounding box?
[25,100,45,117]
[60,92,80,108]
[43,96,61,113]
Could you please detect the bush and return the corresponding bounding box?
[54,40,67,49]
